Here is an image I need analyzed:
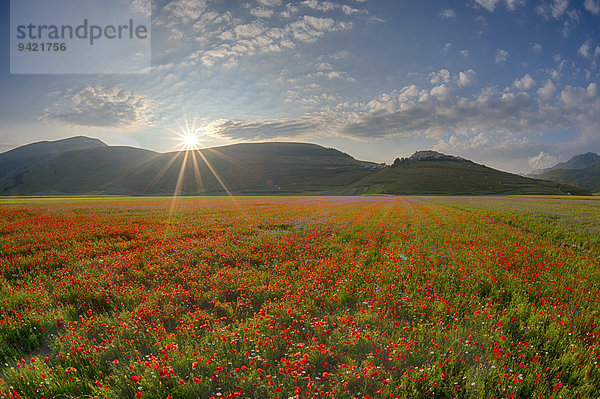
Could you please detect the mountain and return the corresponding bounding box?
[0,136,107,181]
[531,152,600,193]
[538,161,600,193]
[0,139,590,196]
[530,152,600,177]
[0,141,380,195]
[336,150,589,196]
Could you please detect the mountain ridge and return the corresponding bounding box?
[531,152,600,193]
[530,152,600,176]
[0,136,590,196]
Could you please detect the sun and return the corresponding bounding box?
[180,131,200,150]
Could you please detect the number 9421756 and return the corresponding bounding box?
[18,42,67,52]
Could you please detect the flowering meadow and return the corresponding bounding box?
[0,196,599,398]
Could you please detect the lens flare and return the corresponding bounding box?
[180,131,200,150]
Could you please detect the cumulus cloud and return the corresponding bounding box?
[339,90,547,139]
[42,86,155,128]
[560,83,598,107]
[528,151,559,170]
[332,80,600,148]
[430,84,452,101]
[428,69,450,84]
[537,80,557,100]
[513,74,536,90]
[458,69,477,87]
[585,0,600,14]
[578,40,599,58]
[495,49,509,63]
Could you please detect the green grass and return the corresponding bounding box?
[1,196,600,397]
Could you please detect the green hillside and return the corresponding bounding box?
[339,158,589,195]
[539,162,600,193]
[534,152,600,176]
[0,136,106,181]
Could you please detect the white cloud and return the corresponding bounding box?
[438,8,457,20]
[335,81,600,146]
[536,0,569,19]
[428,69,450,84]
[471,0,524,11]
[158,0,208,26]
[472,0,500,11]
[559,83,598,108]
[537,80,556,100]
[251,7,275,19]
[460,50,470,57]
[578,40,596,58]
[301,0,338,12]
[42,86,155,128]
[584,0,600,14]
[504,0,525,10]
[495,49,509,63]
[458,69,476,87]
[234,21,266,38]
[561,9,580,37]
[528,151,559,170]
[430,84,451,100]
[281,3,299,18]
[258,0,282,6]
[531,43,543,53]
[513,74,536,90]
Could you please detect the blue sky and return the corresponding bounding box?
[1,0,600,173]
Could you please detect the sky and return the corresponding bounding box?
[1,0,600,174]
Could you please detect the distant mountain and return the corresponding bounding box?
[0,136,107,181]
[0,139,590,196]
[337,151,589,196]
[538,160,600,194]
[530,152,600,177]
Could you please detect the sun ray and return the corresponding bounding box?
[195,149,234,198]
[146,151,183,192]
[189,149,204,193]
[160,115,251,238]
[164,150,190,239]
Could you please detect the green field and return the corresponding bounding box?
[0,196,599,398]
